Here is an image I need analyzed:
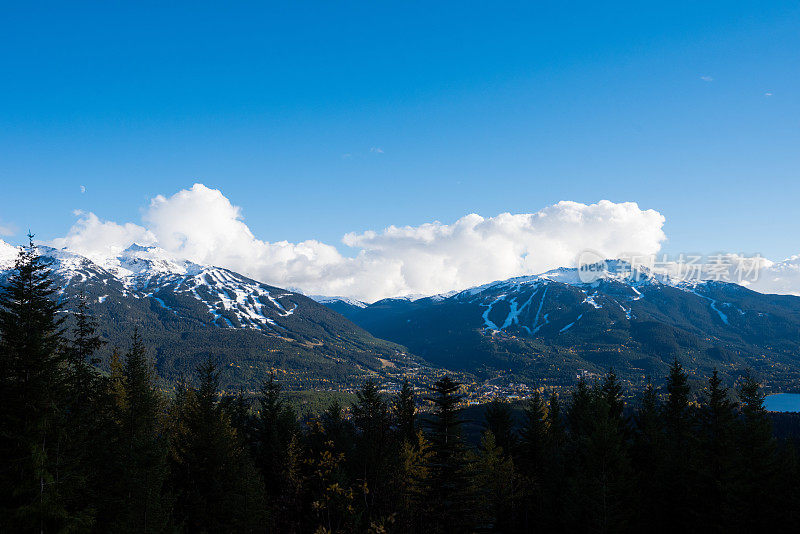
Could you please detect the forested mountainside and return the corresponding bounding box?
[322,263,800,387]
[0,242,415,390]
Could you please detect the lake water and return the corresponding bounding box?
[764,393,800,412]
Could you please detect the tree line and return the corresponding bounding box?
[2,238,799,533]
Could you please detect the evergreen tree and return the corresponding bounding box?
[0,235,72,531]
[396,430,432,533]
[568,378,594,437]
[483,398,516,457]
[697,369,738,531]
[736,371,779,531]
[424,376,473,534]
[66,292,104,379]
[543,392,567,531]
[660,359,697,531]
[547,393,565,448]
[169,359,266,532]
[100,330,171,533]
[589,397,635,532]
[318,399,355,457]
[564,380,633,532]
[517,391,548,530]
[630,378,663,530]
[254,371,297,522]
[351,378,393,524]
[59,292,109,529]
[395,378,417,446]
[471,431,515,533]
[600,367,626,425]
[519,391,547,479]
[220,389,255,447]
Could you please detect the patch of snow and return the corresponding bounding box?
[428,290,459,302]
[683,286,729,325]
[208,305,234,328]
[500,290,538,330]
[531,286,549,334]
[0,239,19,268]
[311,295,368,308]
[583,293,602,309]
[710,301,729,325]
[559,313,583,333]
[152,297,170,310]
[481,295,506,331]
[500,297,519,329]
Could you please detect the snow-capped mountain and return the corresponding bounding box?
[322,261,800,384]
[0,239,19,268]
[310,295,368,308]
[7,236,800,387]
[0,241,413,389]
[11,243,305,332]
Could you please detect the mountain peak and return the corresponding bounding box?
[121,242,157,254]
[310,295,368,308]
[108,243,199,278]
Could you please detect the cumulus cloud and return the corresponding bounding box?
[341,201,666,299]
[52,184,667,301]
[700,75,714,82]
[52,210,157,263]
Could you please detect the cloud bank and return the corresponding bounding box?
[50,184,667,301]
[747,255,800,297]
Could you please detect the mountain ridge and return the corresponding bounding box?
[320,262,800,387]
[0,241,419,390]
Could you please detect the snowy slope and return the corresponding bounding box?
[321,259,800,382]
[438,260,759,336]
[0,240,416,388]
[0,239,19,269]
[310,295,368,308]
[1,242,342,335]
[17,243,295,332]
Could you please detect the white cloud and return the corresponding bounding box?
[80,185,86,194]
[0,222,15,237]
[370,147,384,154]
[341,201,666,299]
[746,255,800,296]
[700,75,714,82]
[51,210,157,263]
[52,184,668,301]
[764,92,773,97]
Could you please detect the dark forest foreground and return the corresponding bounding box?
[2,239,799,533]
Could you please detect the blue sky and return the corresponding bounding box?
[1,1,799,261]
